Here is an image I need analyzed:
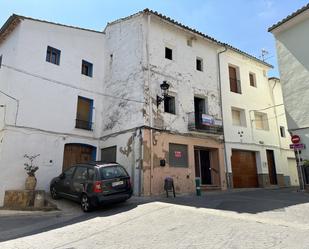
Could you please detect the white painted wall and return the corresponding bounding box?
[272,15,309,160]
[146,15,222,132]
[0,19,105,205]
[220,50,294,183]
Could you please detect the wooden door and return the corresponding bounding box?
[266,150,278,185]
[62,144,95,171]
[229,66,238,93]
[231,150,258,188]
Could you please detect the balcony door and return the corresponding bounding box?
[194,97,206,128]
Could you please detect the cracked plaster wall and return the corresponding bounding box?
[144,16,222,132]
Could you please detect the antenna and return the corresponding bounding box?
[260,49,269,61]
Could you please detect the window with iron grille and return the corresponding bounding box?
[46,46,61,65]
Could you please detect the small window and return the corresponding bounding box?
[231,107,246,127]
[81,60,93,77]
[280,126,286,137]
[254,112,269,130]
[164,95,176,114]
[165,47,173,60]
[187,39,192,47]
[249,72,256,87]
[196,58,203,71]
[46,46,61,65]
[76,96,93,130]
[169,143,188,167]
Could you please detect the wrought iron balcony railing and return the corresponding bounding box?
[75,119,93,131]
[188,112,223,135]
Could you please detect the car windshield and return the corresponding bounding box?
[99,166,128,180]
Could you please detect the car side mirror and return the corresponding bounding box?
[59,173,66,179]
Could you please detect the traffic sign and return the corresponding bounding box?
[291,135,301,144]
[290,143,306,150]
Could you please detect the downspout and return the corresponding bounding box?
[146,13,153,195]
[270,79,282,149]
[217,45,230,188]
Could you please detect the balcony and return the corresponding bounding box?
[188,112,223,135]
[75,119,93,131]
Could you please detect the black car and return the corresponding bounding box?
[50,162,133,212]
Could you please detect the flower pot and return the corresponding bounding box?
[25,175,37,190]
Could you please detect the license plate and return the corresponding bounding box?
[112,180,124,187]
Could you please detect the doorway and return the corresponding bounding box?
[266,150,278,185]
[62,144,96,171]
[194,149,211,185]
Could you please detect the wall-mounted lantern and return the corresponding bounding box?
[157,81,170,107]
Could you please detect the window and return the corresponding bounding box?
[73,167,88,181]
[196,57,203,71]
[99,166,128,180]
[164,95,176,114]
[63,167,75,179]
[169,143,188,167]
[81,60,93,77]
[165,47,173,60]
[101,146,117,163]
[231,107,246,127]
[280,126,286,137]
[249,72,256,87]
[254,112,269,130]
[76,96,93,130]
[187,39,192,47]
[229,65,241,94]
[46,46,61,65]
[88,168,95,180]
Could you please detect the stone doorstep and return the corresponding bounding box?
[3,190,58,211]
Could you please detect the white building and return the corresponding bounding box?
[219,49,297,188]
[269,4,309,187]
[0,9,297,205]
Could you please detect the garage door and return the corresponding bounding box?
[231,150,258,188]
[288,158,299,186]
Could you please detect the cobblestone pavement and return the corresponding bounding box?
[0,188,309,249]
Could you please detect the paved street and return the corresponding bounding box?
[1,188,309,249]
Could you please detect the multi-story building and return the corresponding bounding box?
[269,4,309,187]
[0,9,296,205]
[219,50,296,188]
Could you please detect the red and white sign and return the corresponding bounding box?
[174,151,182,158]
[291,135,301,144]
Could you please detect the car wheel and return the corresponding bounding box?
[50,185,60,200]
[81,194,92,212]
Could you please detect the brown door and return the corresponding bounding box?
[231,150,258,188]
[62,144,95,171]
[266,150,278,185]
[229,66,238,93]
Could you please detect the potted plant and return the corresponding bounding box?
[24,154,40,190]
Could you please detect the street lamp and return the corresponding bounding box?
[157,81,170,107]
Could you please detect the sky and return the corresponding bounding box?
[0,0,308,77]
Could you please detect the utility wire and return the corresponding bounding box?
[1,64,145,104]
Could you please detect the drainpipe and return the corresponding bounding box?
[217,45,231,189]
[146,13,154,195]
[270,79,282,149]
